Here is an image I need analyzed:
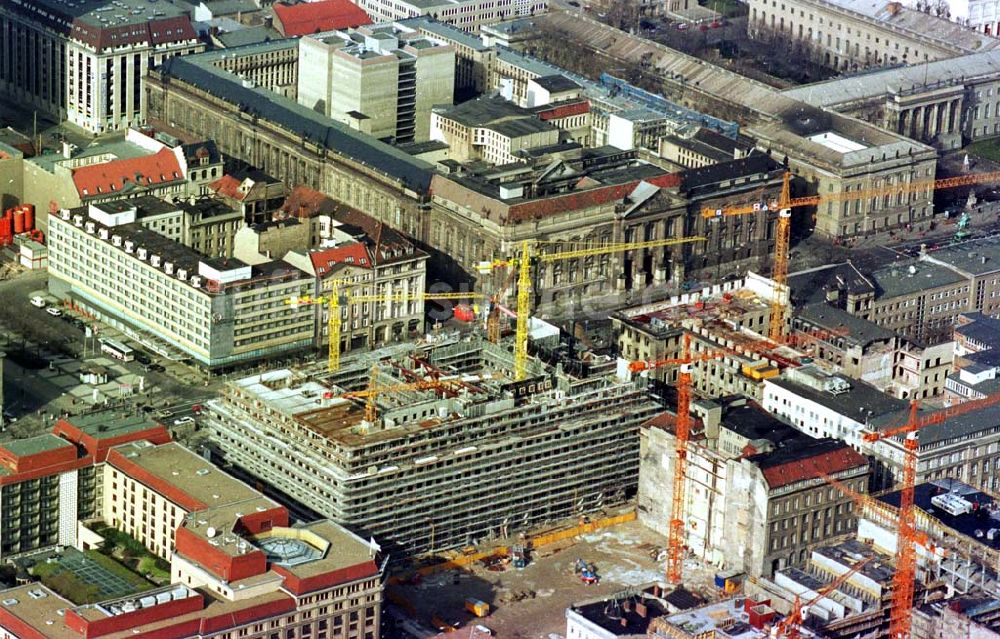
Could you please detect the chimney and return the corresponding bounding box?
[620,618,628,628]
[635,602,648,618]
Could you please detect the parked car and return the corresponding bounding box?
[148,363,166,373]
[135,352,152,366]
[173,416,195,426]
[676,22,690,30]
[46,307,62,317]
[30,296,46,308]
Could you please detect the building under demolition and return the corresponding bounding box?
[204,337,661,557]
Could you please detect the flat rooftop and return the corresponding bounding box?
[923,236,1000,276]
[767,365,907,420]
[878,478,1000,550]
[808,131,867,153]
[61,411,165,441]
[869,260,965,299]
[2,434,75,459]
[110,441,275,514]
[657,599,768,638]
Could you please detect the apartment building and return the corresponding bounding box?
[0,0,203,134]
[297,24,455,143]
[0,436,384,639]
[658,128,756,169]
[747,0,999,72]
[209,167,286,225]
[103,441,285,561]
[0,411,171,560]
[205,338,661,557]
[356,0,548,31]
[47,203,315,369]
[792,302,953,399]
[791,239,1000,344]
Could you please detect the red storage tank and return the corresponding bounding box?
[12,209,24,234]
[22,204,34,232]
[0,212,11,246]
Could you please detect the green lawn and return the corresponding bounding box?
[966,139,1000,163]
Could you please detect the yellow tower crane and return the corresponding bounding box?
[287,289,483,371]
[484,235,707,381]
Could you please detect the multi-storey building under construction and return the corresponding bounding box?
[204,337,661,557]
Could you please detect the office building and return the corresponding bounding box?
[47,202,315,369]
[0,0,203,134]
[430,94,561,164]
[297,24,455,142]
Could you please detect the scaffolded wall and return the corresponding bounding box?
[206,339,661,558]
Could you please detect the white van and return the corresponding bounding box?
[30,296,45,308]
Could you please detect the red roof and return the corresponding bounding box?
[72,148,184,199]
[309,243,373,275]
[536,100,590,121]
[272,0,372,37]
[759,445,867,489]
[507,173,679,223]
[209,175,246,201]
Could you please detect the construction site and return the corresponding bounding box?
[204,333,664,560]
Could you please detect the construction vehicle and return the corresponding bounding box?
[769,557,873,638]
[510,544,529,569]
[574,558,599,584]
[464,598,490,617]
[858,392,1000,639]
[702,168,1000,343]
[287,289,482,372]
[479,235,707,381]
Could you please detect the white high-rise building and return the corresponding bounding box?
[0,0,203,134]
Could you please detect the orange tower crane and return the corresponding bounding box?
[860,392,1000,639]
[702,169,1000,343]
[771,557,873,639]
[630,330,825,583]
[629,334,737,583]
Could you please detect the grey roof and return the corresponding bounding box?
[531,74,581,93]
[956,314,1000,350]
[923,236,1000,276]
[215,25,283,48]
[947,371,1000,396]
[159,55,434,194]
[869,260,965,299]
[436,94,530,127]
[398,16,490,51]
[797,302,897,345]
[789,262,876,305]
[488,117,555,137]
[870,401,1000,445]
[767,374,907,421]
[783,49,1000,108]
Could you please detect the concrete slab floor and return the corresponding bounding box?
[390,521,723,638]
